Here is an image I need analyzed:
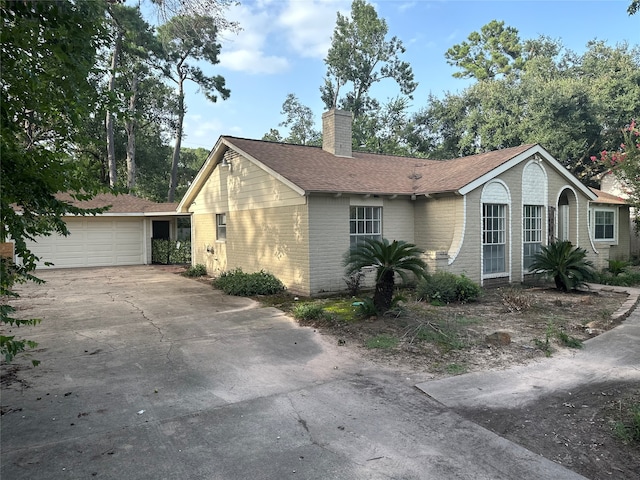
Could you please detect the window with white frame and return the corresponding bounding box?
[523,205,543,270]
[216,213,227,241]
[593,209,615,241]
[350,206,381,247]
[483,204,506,274]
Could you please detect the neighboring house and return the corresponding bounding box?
[22,193,186,269]
[178,109,630,296]
[599,172,639,256]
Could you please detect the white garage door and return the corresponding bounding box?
[26,217,145,269]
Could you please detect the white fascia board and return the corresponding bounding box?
[458,144,597,200]
[224,138,306,197]
[177,139,223,213]
[143,212,189,217]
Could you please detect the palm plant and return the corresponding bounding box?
[528,240,596,291]
[344,238,427,313]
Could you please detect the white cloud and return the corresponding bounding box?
[277,0,350,59]
[218,3,289,74]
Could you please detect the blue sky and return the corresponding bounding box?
[178,0,639,150]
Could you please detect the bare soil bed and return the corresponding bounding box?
[288,285,640,480]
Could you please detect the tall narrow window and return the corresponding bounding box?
[523,205,543,270]
[216,213,227,241]
[350,206,381,247]
[483,204,506,274]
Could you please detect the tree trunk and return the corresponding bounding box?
[125,76,138,190]
[373,270,395,313]
[167,79,184,202]
[105,28,122,188]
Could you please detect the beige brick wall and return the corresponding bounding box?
[308,196,350,294]
[227,205,310,294]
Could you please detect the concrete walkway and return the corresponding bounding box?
[0,266,591,480]
[417,285,640,410]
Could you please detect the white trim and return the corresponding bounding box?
[480,180,512,284]
[448,195,466,265]
[590,206,619,244]
[459,145,596,200]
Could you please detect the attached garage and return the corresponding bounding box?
[17,193,186,269]
[26,217,145,269]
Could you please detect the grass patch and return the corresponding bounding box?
[445,363,468,375]
[365,334,399,349]
[292,303,328,321]
[612,402,640,445]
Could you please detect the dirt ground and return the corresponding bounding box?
[291,285,640,480]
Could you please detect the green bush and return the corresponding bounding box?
[528,240,595,291]
[607,259,629,276]
[152,239,191,264]
[292,303,327,321]
[595,270,640,287]
[417,272,481,304]
[212,268,285,296]
[183,264,207,277]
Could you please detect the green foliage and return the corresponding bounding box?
[533,320,582,356]
[183,264,207,277]
[556,330,583,349]
[152,239,191,264]
[356,297,379,318]
[445,363,468,375]
[594,270,640,287]
[445,20,524,80]
[1,0,109,364]
[528,241,596,291]
[292,303,328,321]
[607,259,629,276]
[613,403,640,444]
[213,269,285,296]
[413,34,640,183]
[321,0,416,119]
[158,14,230,201]
[417,272,481,304]
[344,237,426,313]
[365,334,398,349]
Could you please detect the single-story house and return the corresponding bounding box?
[22,193,187,269]
[178,109,630,295]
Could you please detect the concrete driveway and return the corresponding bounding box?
[1,266,586,480]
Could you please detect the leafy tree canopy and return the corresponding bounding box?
[1,0,109,363]
[320,0,416,118]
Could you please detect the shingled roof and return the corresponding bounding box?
[226,137,537,195]
[55,193,179,214]
[589,188,627,205]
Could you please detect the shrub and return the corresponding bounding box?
[528,240,595,291]
[355,297,378,318]
[213,269,285,296]
[292,303,327,321]
[417,272,481,304]
[183,264,207,277]
[595,270,640,287]
[607,259,629,276]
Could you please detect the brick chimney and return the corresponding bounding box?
[322,109,352,157]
